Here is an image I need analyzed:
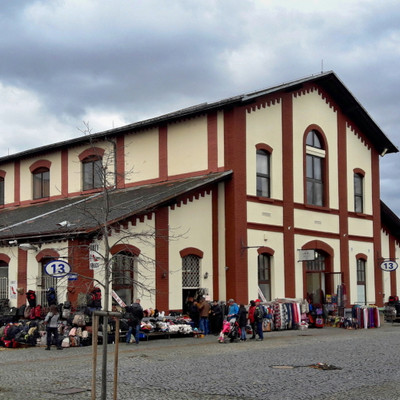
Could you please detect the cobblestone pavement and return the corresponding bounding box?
[1,322,400,399]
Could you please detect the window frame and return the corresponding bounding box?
[32,167,50,200]
[356,258,367,305]
[0,177,4,206]
[258,253,271,301]
[354,172,364,213]
[82,155,103,191]
[256,149,271,198]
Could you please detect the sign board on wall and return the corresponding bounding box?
[297,249,315,262]
[380,260,399,272]
[9,280,17,300]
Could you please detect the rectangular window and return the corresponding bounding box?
[83,158,103,191]
[0,178,4,206]
[33,169,50,199]
[306,155,323,206]
[256,150,270,197]
[258,254,271,301]
[354,174,363,213]
[356,259,366,305]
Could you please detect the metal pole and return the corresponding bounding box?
[91,315,99,400]
[113,317,120,400]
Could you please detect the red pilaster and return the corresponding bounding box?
[17,248,27,307]
[116,135,125,188]
[155,207,169,311]
[389,235,397,297]
[337,111,350,302]
[61,149,69,197]
[159,126,168,180]
[281,93,295,297]
[212,186,219,300]
[207,112,218,172]
[224,106,248,304]
[14,160,20,206]
[371,149,383,305]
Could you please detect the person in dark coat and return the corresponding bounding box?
[125,299,144,345]
[189,300,200,328]
[210,300,223,334]
[238,304,248,341]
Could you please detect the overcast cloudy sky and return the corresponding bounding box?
[1,0,400,214]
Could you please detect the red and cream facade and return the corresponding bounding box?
[0,71,399,311]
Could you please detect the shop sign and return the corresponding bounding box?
[298,249,315,261]
[44,259,72,278]
[112,290,127,308]
[380,260,399,272]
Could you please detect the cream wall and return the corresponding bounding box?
[217,184,226,302]
[247,229,284,302]
[168,193,213,310]
[348,217,373,237]
[292,90,339,208]
[348,240,375,305]
[124,129,159,184]
[346,127,373,214]
[168,116,208,176]
[247,202,283,227]
[294,209,339,233]
[68,141,115,194]
[0,247,18,307]
[19,152,63,201]
[246,102,283,199]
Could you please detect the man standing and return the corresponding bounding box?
[125,299,144,345]
[197,297,211,335]
[254,299,265,341]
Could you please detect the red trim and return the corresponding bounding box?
[356,253,368,260]
[0,170,6,178]
[155,208,169,311]
[14,160,20,205]
[36,249,60,262]
[257,247,275,256]
[256,143,273,153]
[212,187,219,300]
[180,247,204,258]
[78,147,105,161]
[371,147,383,305]
[17,248,27,307]
[337,110,350,300]
[282,93,295,297]
[353,168,365,177]
[110,243,140,256]
[0,254,10,264]
[61,149,68,197]
[29,159,51,173]
[224,106,248,303]
[208,112,218,171]
[302,240,334,257]
[116,136,125,189]
[159,126,168,180]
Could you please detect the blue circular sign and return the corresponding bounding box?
[44,260,72,278]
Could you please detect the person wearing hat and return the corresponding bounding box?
[254,299,266,341]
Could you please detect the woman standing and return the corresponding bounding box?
[248,300,256,339]
[44,304,62,350]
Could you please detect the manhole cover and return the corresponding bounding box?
[51,387,90,395]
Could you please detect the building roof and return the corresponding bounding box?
[0,71,397,164]
[0,171,232,244]
[381,200,400,238]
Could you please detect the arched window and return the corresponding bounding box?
[0,260,8,299]
[33,167,50,199]
[256,149,271,198]
[356,258,367,305]
[305,129,326,206]
[82,155,103,191]
[182,254,200,288]
[258,253,271,301]
[112,251,136,305]
[354,172,364,213]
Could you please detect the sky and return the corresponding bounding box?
[1,0,400,214]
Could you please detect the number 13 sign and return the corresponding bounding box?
[380,260,399,272]
[44,260,72,278]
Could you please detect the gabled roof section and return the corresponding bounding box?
[0,71,396,164]
[381,200,400,238]
[0,171,232,243]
